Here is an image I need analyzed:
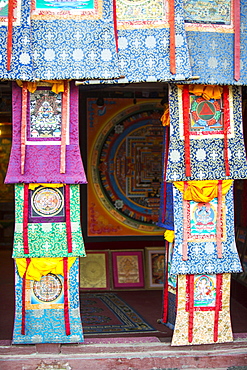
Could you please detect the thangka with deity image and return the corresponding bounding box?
[166,84,247,182]
[170,181,242,275]
[13,184,86,258]
[12,258,84,344]
[5,81,87,184]
[171,273,232,346]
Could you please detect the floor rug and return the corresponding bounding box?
[80,292,157,335]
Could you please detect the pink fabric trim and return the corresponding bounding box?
[60,82,68,174]
[63,257,71,336]
[234,0,241,81]
[188,275,194,343]
[21,83,28,175]
[65,185,72,253]
[214,274,223,342]
[7,0,14,70]
[216,180,223,259]
[21,258,31,335]
[169,0,176,74]
[23,184,29,254]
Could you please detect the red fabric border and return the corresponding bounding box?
[182,86,191,177]
[63,257,71,336]
[60,82,68,174]
[112,0,119,53]
[214,274,223,342]
[7,0,14,70]
[234,0,241,81]
[223,86,230,177]
[21,258,31,335]
[182,181,189,261]
[23,184,29,254]
[188,274,194,343]
[65,185,72,253]
[162,240,169,323]
[169,0,176,74]
[21,83,28,175]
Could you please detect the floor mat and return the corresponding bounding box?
[80,292,157,335]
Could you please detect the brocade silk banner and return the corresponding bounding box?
[12,258,84,344]
[184,0,247,85]
[171,273,233,346]
[13,184,86,258]
[170,184,242,275]
[0,0,34,80]
[116,0,192,82]
[166,84,247,182]
[5,81,87,184]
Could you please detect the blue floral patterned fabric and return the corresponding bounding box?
[31,0,120,80]
[166,84,247,182]
[184,0,247,85]
[12,258,84,344]
[170,184,242,275]
[0,0,34,80]
[117,0,191,82]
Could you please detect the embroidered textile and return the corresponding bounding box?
[13,184,86,258]
[184,1,247,85]
[31,0,120,80]
[116,0,191,82]
[5,82,87,184]
[166,84,247,181]
[171,273,233,346]
[0,0,34,80]
[170,184,242,275]
[12,258,84,344]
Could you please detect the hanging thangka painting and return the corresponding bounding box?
[87,98,165,237]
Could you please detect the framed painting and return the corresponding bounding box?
[111,250,144,289]
[80,251,110,290]
[87,97,165,238]
[145,247,165,289]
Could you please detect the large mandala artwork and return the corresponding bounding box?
[87,98,165,236]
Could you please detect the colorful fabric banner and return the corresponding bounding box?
[0,0,34,80]
[5,81,87,184]
[184,0,247,85]
[13,184,86,258]
[170,184,242,275]
[171,273,233,346]
[166,84,247,181]
[116,0,191,82]
[12,258,83,344]
[31,0,120,80]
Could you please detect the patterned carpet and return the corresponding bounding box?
[80,292,157,335]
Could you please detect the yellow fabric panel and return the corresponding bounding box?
[164,230,175,242]
[188,84,223,100]
[173,180,233,202]
[160,106,170,126]
[16,81,65,94]
[15,257,76,281]
[28,183,64,190]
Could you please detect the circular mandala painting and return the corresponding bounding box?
[91,102,164,233]
[31,187,64,217]
[33,273,63,303]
